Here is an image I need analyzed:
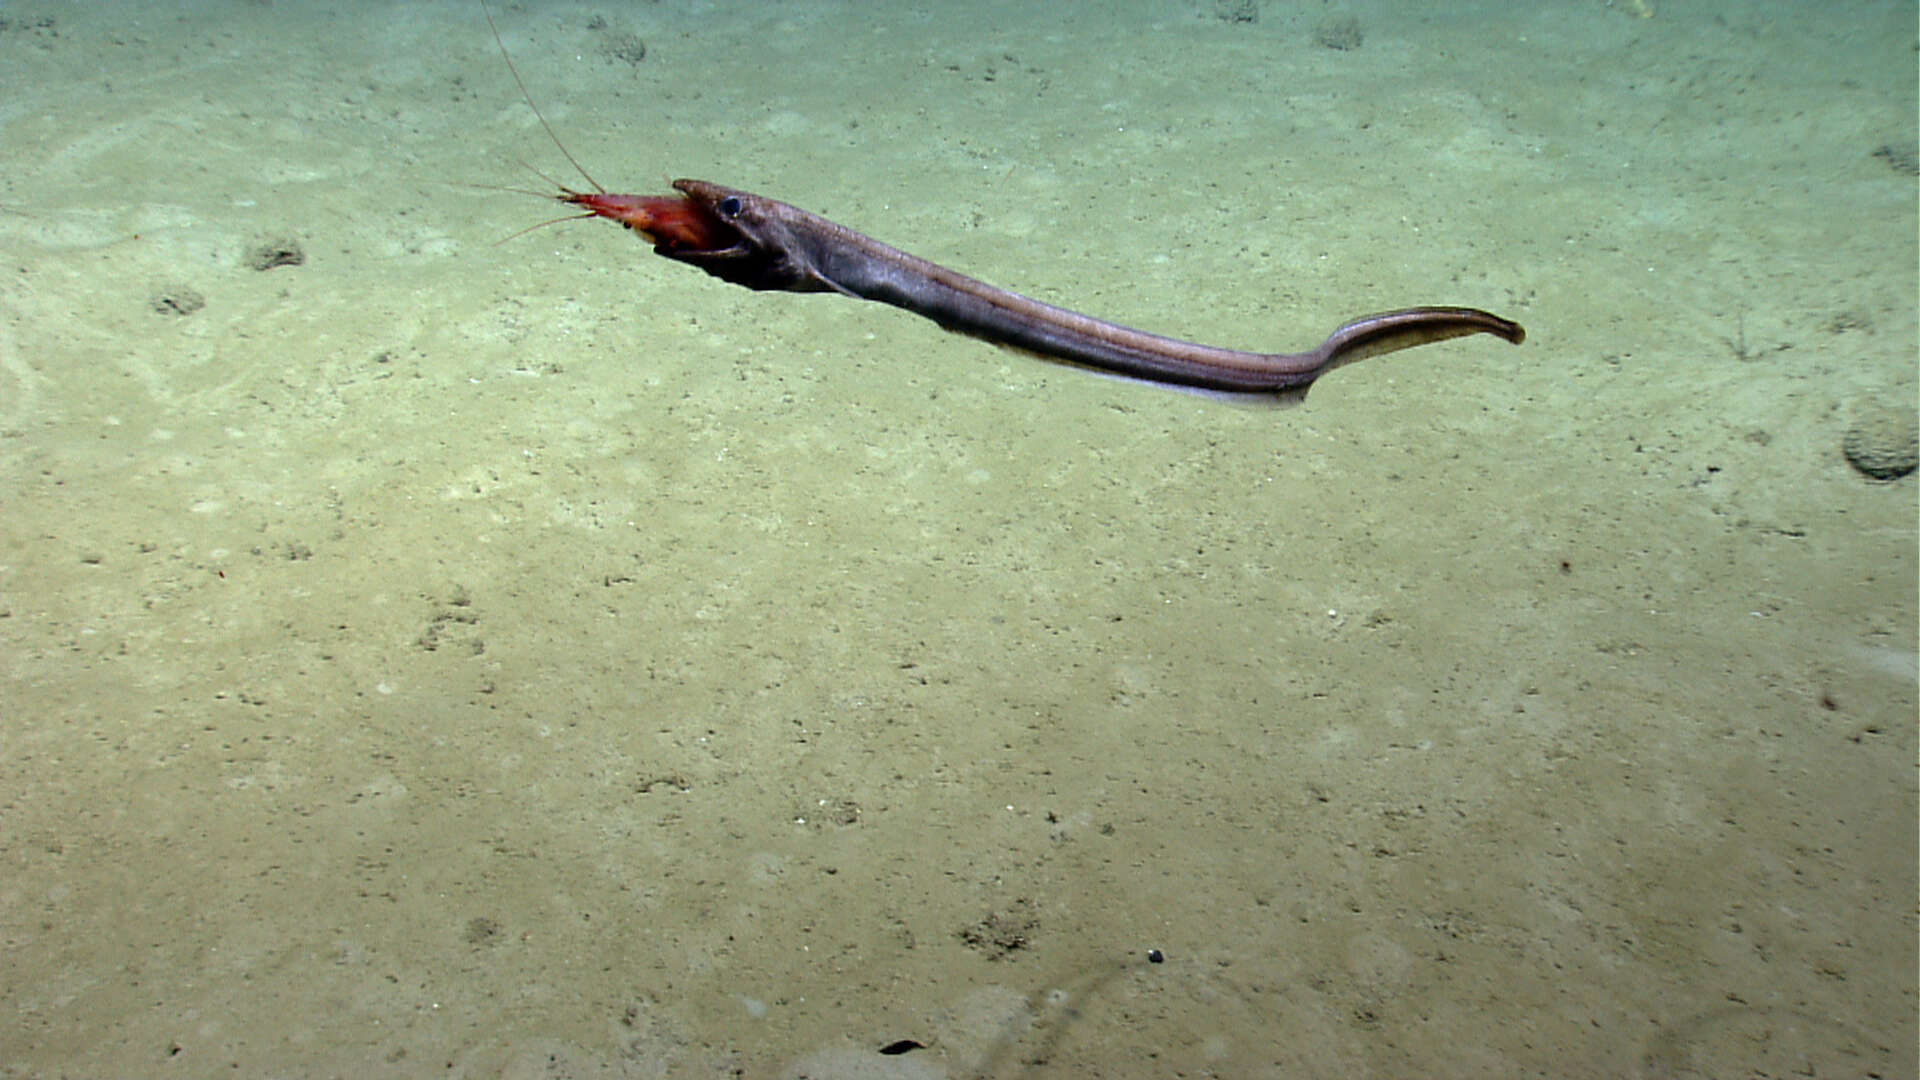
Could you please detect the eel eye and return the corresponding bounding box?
[717,196,742,217]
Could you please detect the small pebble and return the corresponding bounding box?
[150,284,205,316]
[1314,16,1364,50]
[247,237,304,271]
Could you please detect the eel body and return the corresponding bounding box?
[566,180,1524,398]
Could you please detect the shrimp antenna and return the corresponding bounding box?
[493,212,599,246]
[481,0,605,194]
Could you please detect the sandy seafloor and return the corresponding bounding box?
[1,0,1915,1075]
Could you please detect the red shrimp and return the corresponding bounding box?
[483,1,735,253]
[553,189,735,253]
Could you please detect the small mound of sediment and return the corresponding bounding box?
[1842,399,1919,480]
